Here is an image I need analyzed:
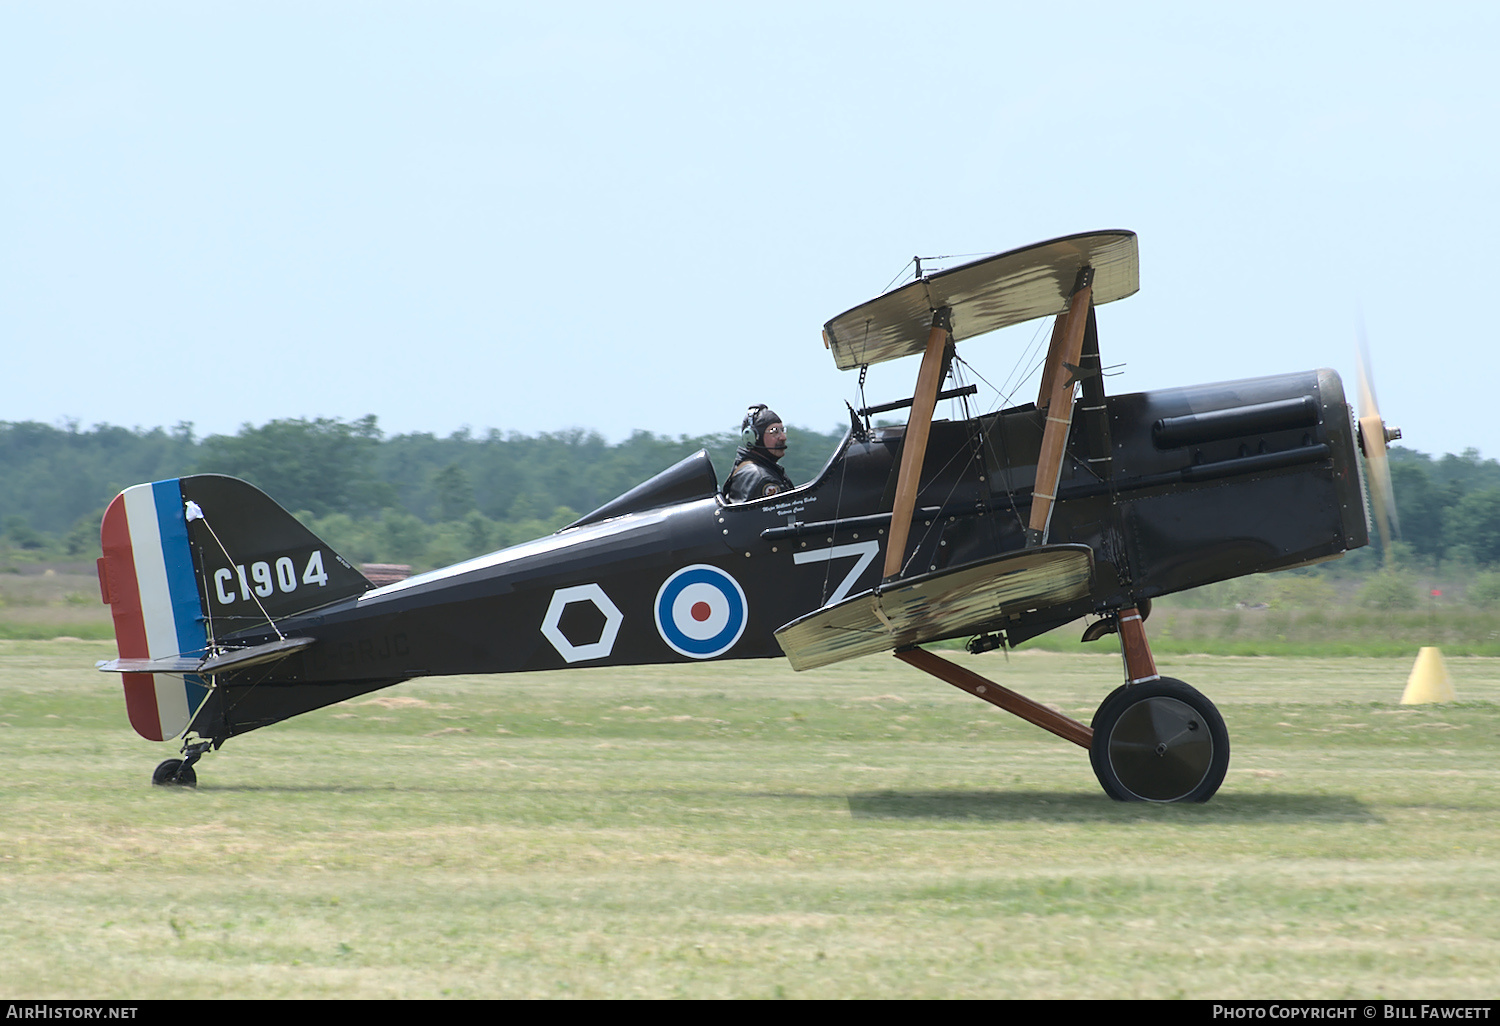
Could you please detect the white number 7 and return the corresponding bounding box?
[793,540,880,604]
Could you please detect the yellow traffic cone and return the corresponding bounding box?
[1401,647,1456,704]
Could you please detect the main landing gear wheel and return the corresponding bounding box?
[152,759,197,788]
[1089,678,1229,802]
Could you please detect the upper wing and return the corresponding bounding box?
[773,545,1094,671]
[822,230,1138,370]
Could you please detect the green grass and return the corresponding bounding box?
[0,568,114,640]
[2,642,1498,998]
[1021,605,1500,657]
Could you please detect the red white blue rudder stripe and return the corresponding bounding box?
[654,564,748,659]
[98,479,210,742]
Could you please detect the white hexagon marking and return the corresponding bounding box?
[541,583,623,664]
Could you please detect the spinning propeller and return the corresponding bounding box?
[1356,337,1402,560]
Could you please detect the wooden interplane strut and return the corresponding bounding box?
[882,308,952,581]
[1027,270,1095,546]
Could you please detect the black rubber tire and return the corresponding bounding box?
[152,759,197,788]
[1089,678,1229,803]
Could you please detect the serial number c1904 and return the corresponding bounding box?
[212,550,330,605]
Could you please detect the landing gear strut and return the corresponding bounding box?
[150,739,214,788]
[899,602,1230,803]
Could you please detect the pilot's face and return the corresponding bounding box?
[762,422,786,458]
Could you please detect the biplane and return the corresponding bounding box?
[96,230,1400,802]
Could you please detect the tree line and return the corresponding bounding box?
[1386,448,1500,568]
[3,417,1500,574]
[0,417,845,568]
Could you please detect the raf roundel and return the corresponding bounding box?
[654,564,749,659]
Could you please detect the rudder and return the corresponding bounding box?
[99,479,211,741]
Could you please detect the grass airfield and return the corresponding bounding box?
[2,640,1498,999]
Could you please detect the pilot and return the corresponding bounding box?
[723,404,794,502]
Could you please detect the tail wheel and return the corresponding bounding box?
[1089,678,1229,802]
[152,759,197,788]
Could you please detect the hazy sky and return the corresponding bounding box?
[4,2,1494,460]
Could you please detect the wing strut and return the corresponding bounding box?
[882,306,953,581]
[1027,267,1095,546]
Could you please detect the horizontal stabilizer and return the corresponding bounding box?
[774,545,1094,671]
[97,636,316,676]
[823,230,1138,370]
[199,636,316,673]
[97,655,203,674]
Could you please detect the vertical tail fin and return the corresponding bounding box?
[98,474,372,741]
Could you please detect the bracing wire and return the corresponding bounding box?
[881,259,918,295]
[949,353,1032,536]
[878,252,1001,296]
[994,316,1054,406]
[819,431,858,605]
[892,362,1001,577]
[186,502,287,643]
